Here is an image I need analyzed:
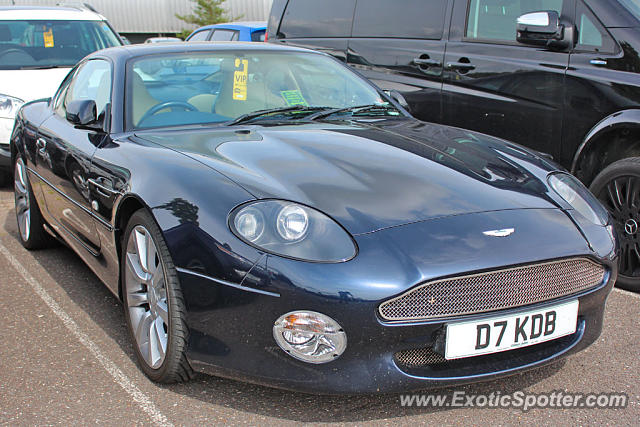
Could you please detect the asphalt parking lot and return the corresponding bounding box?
[0,185,638,426]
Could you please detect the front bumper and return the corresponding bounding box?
[0,117,13,172]
[176,208,617,394]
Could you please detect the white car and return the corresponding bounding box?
[0,5,122,184]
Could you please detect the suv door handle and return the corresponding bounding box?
[445,61,476,71]
[413,57,442,67]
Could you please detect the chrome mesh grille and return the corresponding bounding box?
[379,258,605,321]
[394,348,446,367]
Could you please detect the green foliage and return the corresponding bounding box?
[175,0,241,38]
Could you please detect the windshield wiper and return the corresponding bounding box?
[305,103,400,121]
[19,65,71,70]
[225,106,332,126]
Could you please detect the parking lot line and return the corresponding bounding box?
[0,240,173,427]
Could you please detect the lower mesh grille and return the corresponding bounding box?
[379,258,605,321]
[394,347,446,367]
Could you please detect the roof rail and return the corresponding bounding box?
[55,2,99,13]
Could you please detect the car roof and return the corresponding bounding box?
[199,21,267,31]
[0,6,106,21]
[91,41,317,62]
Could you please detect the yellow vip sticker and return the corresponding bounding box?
[233,58,248,101]
[43,28,54,48]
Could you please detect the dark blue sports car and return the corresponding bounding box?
[10,42,617,393]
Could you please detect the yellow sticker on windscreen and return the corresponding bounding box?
[233,59,248,101]
[43,28,54,48]
[281,90,308,107]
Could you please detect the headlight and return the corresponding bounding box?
[229,200,357,262]
[0,94,24,119]
[273,311,347,363]
[548,173,609,226]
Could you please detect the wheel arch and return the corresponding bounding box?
[571,109,640,186]
[113,194,147,300]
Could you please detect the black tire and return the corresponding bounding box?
[0,171,11,188]
[13,156,54,250]
[121,209,193,383]
[589,157,640,292]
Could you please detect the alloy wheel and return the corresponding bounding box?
[124,225,169,369]
[598,175,640,278]
[14,158,31,242]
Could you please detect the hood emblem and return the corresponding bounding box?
[483,228,515,237]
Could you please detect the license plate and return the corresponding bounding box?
[445,300,579,360]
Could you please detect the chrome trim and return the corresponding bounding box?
[27,167,114,232]
[176,267,280,297]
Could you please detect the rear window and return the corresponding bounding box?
[279,0,356,38]
[251,30,266,42]
[0,19,121,69]
[352,0,447,39]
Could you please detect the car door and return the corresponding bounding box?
[442,0,572,159]
[346,0,450,125]
[563,0,627,170]
[271,0,356,62]
[35,59,112,254]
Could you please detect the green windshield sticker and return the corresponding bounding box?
[281,90,308,107]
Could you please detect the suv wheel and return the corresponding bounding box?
[590,157,640,291]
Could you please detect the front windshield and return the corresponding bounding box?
[618,0,640,20]
[128,51,394,129]
[0,20,121,69]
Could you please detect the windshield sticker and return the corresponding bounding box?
[233,58,248,101]
[281,90,308,107]
[43,28,54,48]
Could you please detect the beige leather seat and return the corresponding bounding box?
[131,72,163,126]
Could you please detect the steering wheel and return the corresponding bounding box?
[0,48,35,62]
[138,101,199,125]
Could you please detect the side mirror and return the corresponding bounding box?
[516,11,568,49]
[66,100,99,128]
[388,90,412,115]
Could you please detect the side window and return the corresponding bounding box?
[575,1,617,53]
[466,0,563,42]
[188,30,210,41]
[53,68,77,117]
[352,0,447,39]
[279,0,356,38]
[251,30,266,42]
[60,60,112,120]
[210,29,238,41]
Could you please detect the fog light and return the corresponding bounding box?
[273,311,347,363]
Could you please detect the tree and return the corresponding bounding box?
[175,0,240,39]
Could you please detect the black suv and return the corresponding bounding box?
[268,0,640,290]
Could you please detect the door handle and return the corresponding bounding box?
[88,178,119,197]
[445,61,476,71]
[589,59,607,66]
[413,57,442,67]
[36,138,46,150]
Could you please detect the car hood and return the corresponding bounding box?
[0,68,71,102]
[137,118,559,235]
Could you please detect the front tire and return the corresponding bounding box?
[121,209,193,383]
[590,157,640,292]
[14,157,53,249]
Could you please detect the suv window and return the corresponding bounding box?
[279,0,356,38]
[60,60,111,120]
[0,20,121,69]
[188,30,210,41]
[210,29,239,41]
[575,1,617,53]
[466,0,563,41]
[352,0,447,39]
